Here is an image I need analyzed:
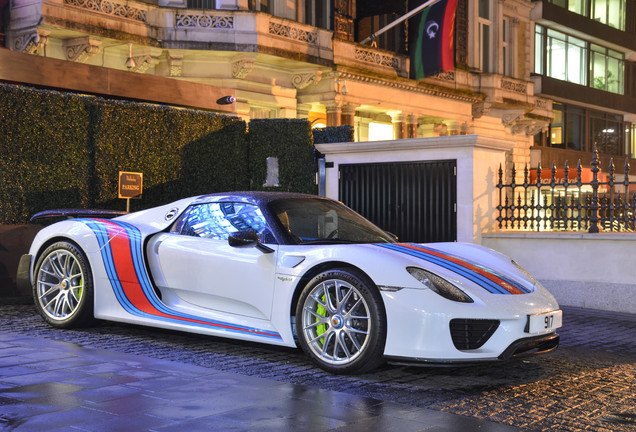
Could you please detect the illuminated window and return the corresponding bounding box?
[548,0,625,30]
[592,0,625,30]
[368,123,393,141]
[591,45,624,94]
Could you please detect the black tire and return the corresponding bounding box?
[32,241,94,328]
[295,268,386,374]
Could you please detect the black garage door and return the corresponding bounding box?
[339,160,457,243]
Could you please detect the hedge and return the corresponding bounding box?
[0,84,317,223]
[248,119,316,194]
[312,125,354,144]
[0,85,91,223]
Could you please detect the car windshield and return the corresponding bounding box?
[268,198,395,245]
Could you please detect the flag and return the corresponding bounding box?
[409,0,458,80]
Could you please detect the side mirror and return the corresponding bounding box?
[228,231,274,254]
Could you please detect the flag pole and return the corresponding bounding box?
[360,0,441,45]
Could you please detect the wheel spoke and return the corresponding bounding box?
[39,285,59,299]
[336,333,351,360]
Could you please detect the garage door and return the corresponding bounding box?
[339,160,456,243]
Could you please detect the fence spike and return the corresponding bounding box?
[550,162,556,188]
[563,160,569,188]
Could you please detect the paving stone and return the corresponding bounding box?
[0,304,633,431]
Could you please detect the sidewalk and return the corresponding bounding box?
[0,332,522,432]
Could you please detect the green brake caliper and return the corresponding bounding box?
[316,295,327,344]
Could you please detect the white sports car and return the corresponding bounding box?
[18,192,562,374]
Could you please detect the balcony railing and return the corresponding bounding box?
[497,147,636,233]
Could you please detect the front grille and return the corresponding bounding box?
[450,319,500,350]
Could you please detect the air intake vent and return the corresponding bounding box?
[450,319,500,350]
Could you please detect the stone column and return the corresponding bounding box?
[341,104,356,127]
[407,114,418,138]
[326,103,342,127]
[389,111,405,140]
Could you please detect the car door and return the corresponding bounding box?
[149,201,278,320]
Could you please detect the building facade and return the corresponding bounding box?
[1,0,634,177]
[531,0,636,175]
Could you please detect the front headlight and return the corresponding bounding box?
[407,267,474,303]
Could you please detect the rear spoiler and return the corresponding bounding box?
[30,209,127,223]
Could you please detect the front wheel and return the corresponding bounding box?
[33,241,94,328]
[296,269,386,374]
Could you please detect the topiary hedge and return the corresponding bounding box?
[0,84,317,223]
[248,118,316,194]
[312,125,354,144]
[0,85,91,223]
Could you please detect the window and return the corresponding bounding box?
[550,0,588,15]
[538,104,629,157]
[502,18,513,76]
[592,0,625,30]
[628,123,636,158]
[248,0,271,13]
[478,0,492,72]
[305,0,330,29]
[547,105,583,151]
[546,29,587,85]
[187,0,216,9]
[548,0,625,30]
[591,45,624,94]
[174,202,271,242]
[591,111,622,155]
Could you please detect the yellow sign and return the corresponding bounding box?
[118,171,143,199]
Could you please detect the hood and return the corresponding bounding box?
[375,243,535,295]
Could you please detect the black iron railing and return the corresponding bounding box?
[497,147,636,233]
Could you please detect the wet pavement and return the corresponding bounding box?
[0,304,634,431]
[0,332,521,431]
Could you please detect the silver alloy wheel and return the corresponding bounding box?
[36,249,85,321]
[301,278,371,365]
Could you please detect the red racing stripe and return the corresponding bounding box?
[400,243,524,295]
[102,220,279,336]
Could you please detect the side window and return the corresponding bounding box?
[173,202,271,241]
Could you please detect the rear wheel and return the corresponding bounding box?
[33,241,94,328]
[296,269,386,374]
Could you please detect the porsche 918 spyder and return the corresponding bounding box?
[18,192,562,374]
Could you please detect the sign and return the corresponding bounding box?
[118,171,143,199]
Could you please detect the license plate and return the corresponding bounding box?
[527,310,562,334]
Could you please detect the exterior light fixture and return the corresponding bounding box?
[125,43,136,70]
[336,79,348,95]
[216,96,236,105]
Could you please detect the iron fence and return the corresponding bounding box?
[497,147,636,233]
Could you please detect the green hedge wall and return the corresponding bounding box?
[89,99,247,210]
[0,85,91,223]
[0,84,317,223]
[312,125,354,144]
[248,119,316,194]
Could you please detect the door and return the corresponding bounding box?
[339,160,457,243]
[150,201,277,320]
